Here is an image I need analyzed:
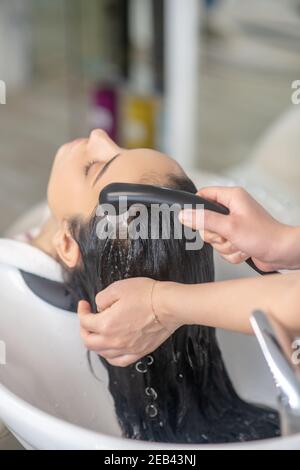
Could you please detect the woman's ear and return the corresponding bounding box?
[53,220,81,268]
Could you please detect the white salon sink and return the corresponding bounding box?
[0,257,299,450]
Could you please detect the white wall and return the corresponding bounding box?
[164,0,202,168]
[0,0,32,91]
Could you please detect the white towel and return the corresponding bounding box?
[0,238,63,283]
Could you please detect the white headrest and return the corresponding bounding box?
[0,239,63,283]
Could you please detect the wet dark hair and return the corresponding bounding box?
[67,174,279,443]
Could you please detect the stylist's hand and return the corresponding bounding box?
[78,278,180,367]
[179,186,293,272]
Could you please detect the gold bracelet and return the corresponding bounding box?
[150,281,161,325]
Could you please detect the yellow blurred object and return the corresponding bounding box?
[121,94,161,149]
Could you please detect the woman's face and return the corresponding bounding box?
[48,129,183,221]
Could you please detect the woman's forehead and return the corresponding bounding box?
[115,148,183,173]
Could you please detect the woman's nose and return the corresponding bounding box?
[88,129,121,159]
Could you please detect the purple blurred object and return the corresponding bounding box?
[90,85,119,141]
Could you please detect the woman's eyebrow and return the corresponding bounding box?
[92,153,120,187]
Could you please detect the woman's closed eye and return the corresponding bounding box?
[84,160,100,177]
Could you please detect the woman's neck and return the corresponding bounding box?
[30,217,58,260]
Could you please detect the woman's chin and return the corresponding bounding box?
[68,138,86,151]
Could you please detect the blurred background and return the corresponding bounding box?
[0,0,300,233]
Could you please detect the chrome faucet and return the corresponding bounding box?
[251,310,300,436]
